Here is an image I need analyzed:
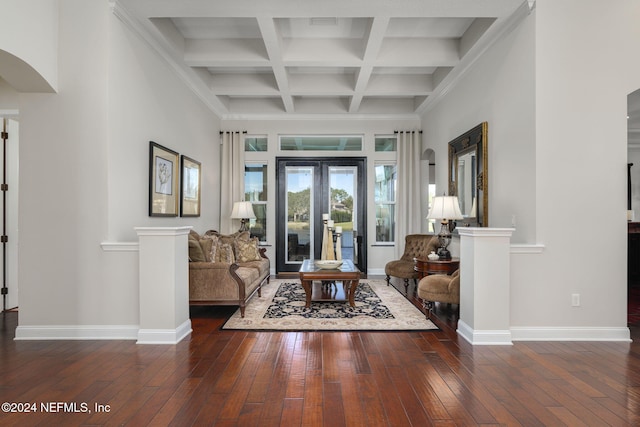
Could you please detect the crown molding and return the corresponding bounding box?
[416,1,533,117]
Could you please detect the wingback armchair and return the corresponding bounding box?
[384,234,439,293]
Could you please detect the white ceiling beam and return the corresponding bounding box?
[256,17,294,113]
[350,17,388,113]
[124,0,523,20]
[459,18,495,58]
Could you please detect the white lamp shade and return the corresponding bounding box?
[230,201,256,219]
[427,196,463,220]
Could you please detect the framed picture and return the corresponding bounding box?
[149,141,179,216]
[180,155,201,217]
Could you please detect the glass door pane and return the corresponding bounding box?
[328,166,357,264]
[285,166,313,264]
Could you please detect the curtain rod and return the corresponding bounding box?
[393,130,422,134]
[219,131,248,135]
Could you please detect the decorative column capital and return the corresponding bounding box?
[135,226,192,237]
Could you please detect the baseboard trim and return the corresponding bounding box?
[136,319,192,345]
[14,320,195,344]
[457,320,514,345]
[14,325,139,340]
[510,326,632,342]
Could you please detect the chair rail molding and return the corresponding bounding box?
[100,241,139,252]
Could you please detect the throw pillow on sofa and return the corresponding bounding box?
[188,238,206,262]
[235,237,262,262]
[215,242,235,263]
[199,237,215,262]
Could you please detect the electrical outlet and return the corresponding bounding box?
[571,294,580,307]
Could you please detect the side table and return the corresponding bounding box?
[414,257,460,280]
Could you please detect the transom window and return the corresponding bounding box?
[244,136,267,152]
[279,135,363,151]
[374,135,397,152]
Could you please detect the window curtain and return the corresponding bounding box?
[219,131,245,234]
[395,130,423,258]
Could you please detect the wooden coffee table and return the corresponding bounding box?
[298,259,361,308]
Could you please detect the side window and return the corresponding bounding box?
[244,163,267,242]
[374,163,396,243]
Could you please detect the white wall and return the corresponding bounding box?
[0,0,58,92]
[15,0,219,331]
[224,118,419,274]
[0,78,20,110]
[422,8,536,243]
[424,0,640,336]
[524,0,639,330]
[107,11,221,242]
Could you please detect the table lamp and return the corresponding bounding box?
[230,201,256,232]
[426,195,463,260]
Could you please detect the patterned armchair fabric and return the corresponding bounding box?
[384,234,439,292]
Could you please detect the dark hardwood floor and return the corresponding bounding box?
[1,277,639,426]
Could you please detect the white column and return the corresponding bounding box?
[135,226,192,344]
[457,228,514,345]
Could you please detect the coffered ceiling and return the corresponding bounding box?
[113,0,532,119]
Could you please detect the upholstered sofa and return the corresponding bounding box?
[188,229,270,317]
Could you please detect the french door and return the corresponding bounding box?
[276,157,366,273]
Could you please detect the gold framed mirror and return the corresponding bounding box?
[448,122,488,227]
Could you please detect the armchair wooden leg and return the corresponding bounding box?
[403,278,410,294]
[385,275,391,286]
[422,300,434,319]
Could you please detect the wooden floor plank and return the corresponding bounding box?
[280,398,304,427]
[337,359,368,427]
[322,382,346,427]
[285,333,309,399]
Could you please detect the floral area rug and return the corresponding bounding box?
[222,279,438,331]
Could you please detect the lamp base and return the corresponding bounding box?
[238,219,248,232]
[438,247,452,260]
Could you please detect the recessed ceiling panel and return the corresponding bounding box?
[386,17,474,38]
[277,17,370,39]
[171,17,261,39]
